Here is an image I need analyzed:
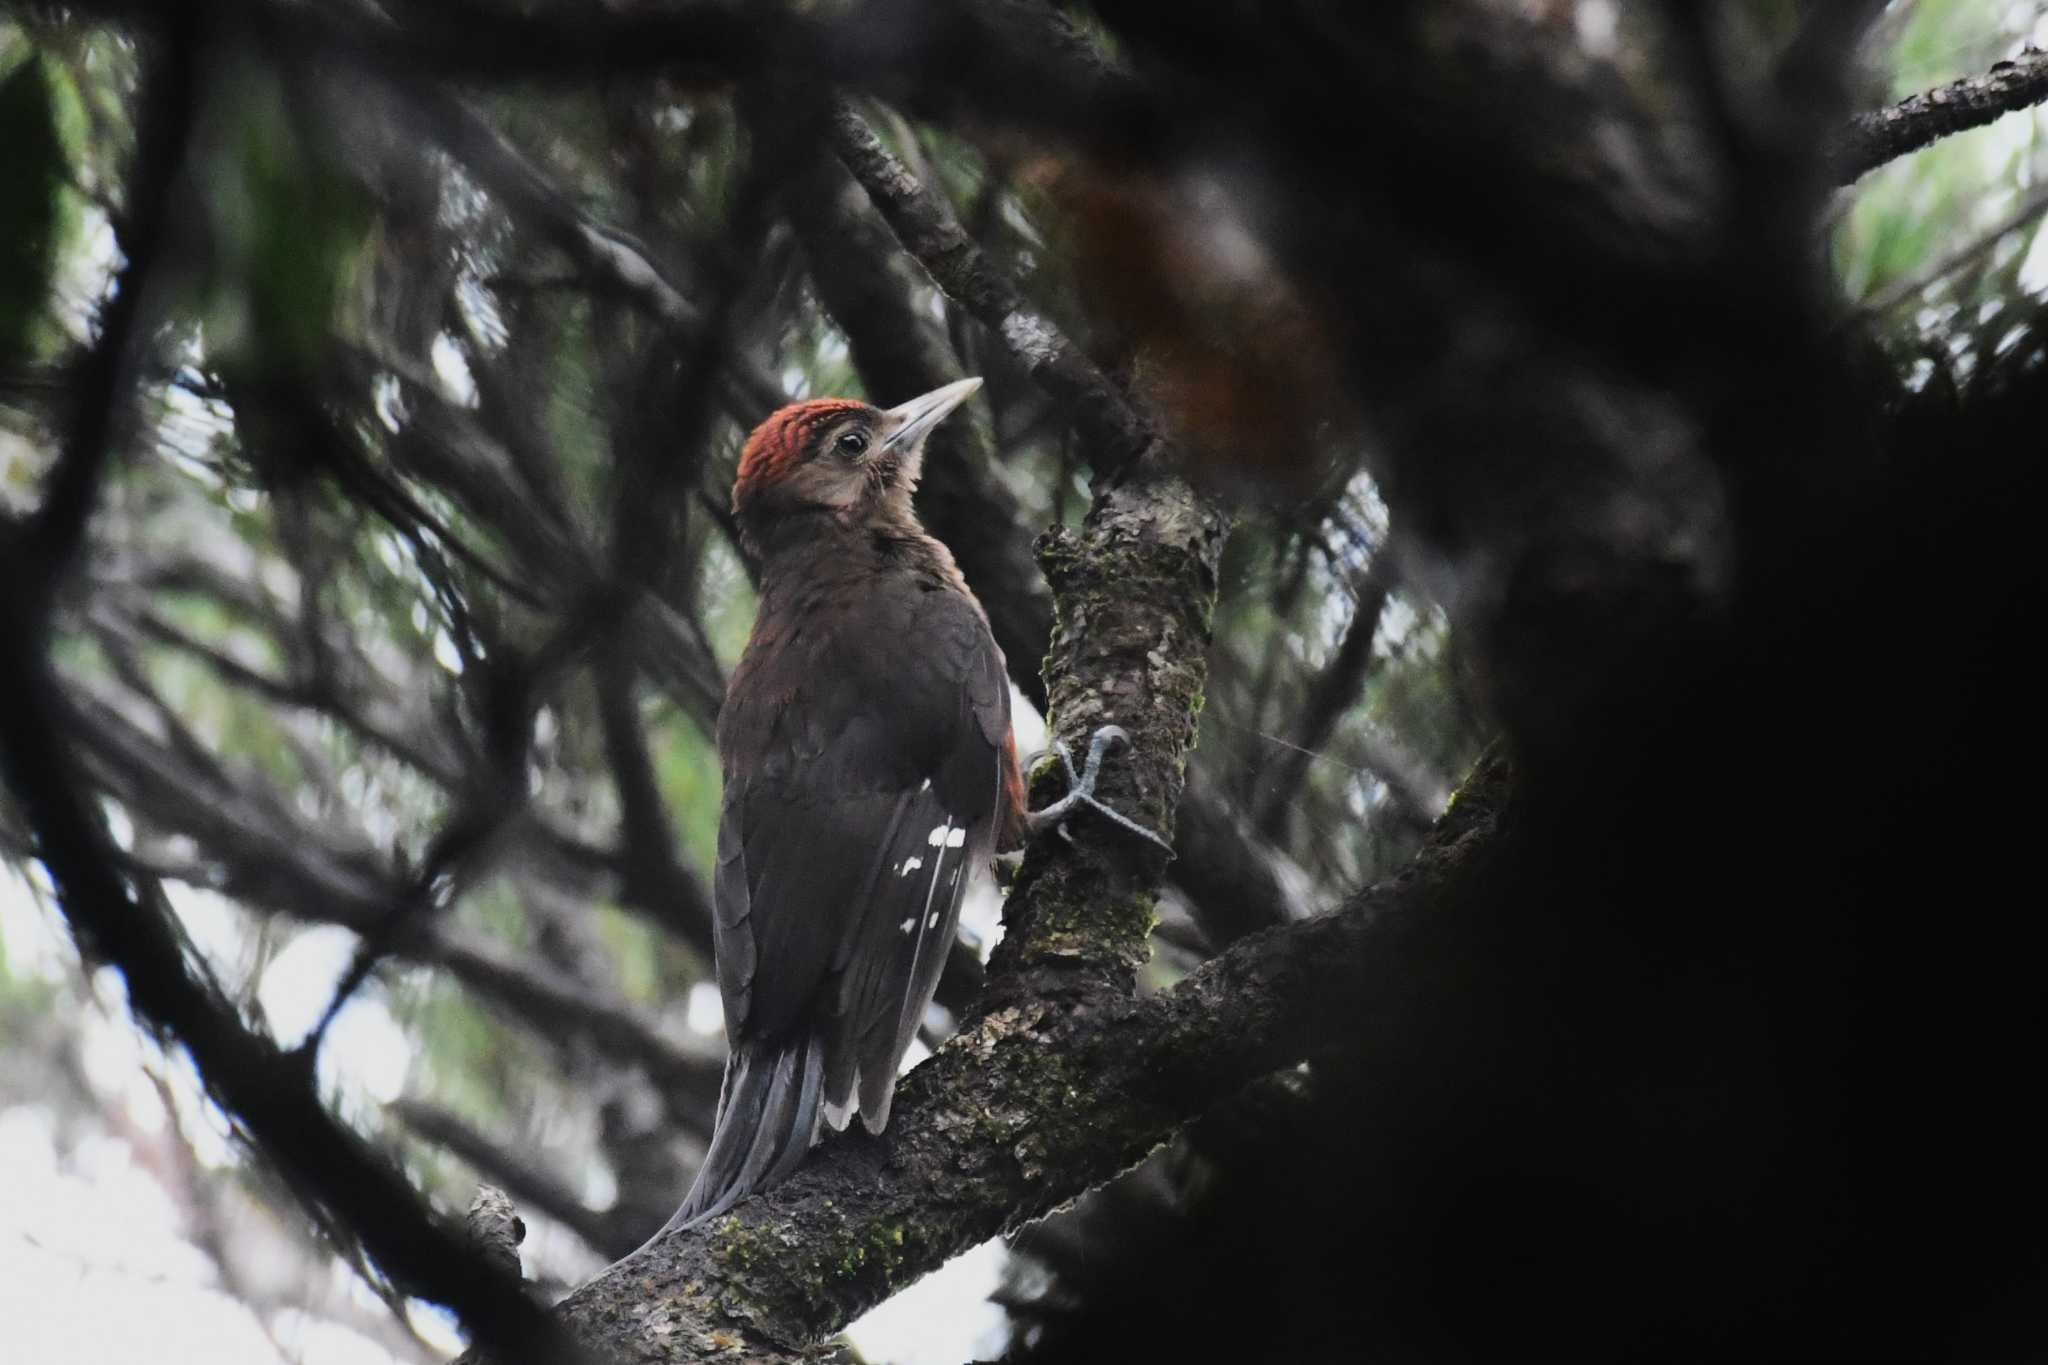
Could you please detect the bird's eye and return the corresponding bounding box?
[836,430,870,458]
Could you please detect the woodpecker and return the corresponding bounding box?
[663,375,1013,1232]
[652,378,1158,1235]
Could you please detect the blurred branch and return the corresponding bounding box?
[1155,772,1309,945]
[230,370,733,937]
[830,102,1157,479]
[1238,560,1451,841]
[1252,561,1396,839]
[371,379,587,601]
[1833,47,2048,185]
[94,584,625,902]
[235,374,547,613]
[96,590,464,785]
[10,29,177,591]
[407,97,704,332]
[307,0,795,83]
[0,24,578,1360]
[43,0,798,84]
[361,70,787,415]
[433,927,723,1119]
[55,676,723,1114]
[305,592,637,1046]
[626,597,728,740]
[595,648,715,951]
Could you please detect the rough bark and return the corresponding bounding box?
[465,1186,528,1283]
[1833,48,2048,185]
[985,469,1226,998]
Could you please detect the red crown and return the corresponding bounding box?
[734,399,872,508]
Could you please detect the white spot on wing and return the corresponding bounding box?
[945,827,966,848]
[904,835,954,1008]
[823,1073,859,1131]
[927,911,940,929]
[919,778,931,792]
[900,856,924,876]
[900,917,917,935]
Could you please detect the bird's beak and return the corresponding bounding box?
[879,377,983,452]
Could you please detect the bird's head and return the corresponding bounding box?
[732,378,983,551]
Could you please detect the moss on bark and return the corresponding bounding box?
[985,468,1228,1004]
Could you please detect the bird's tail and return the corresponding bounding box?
[656,1034,827,1236]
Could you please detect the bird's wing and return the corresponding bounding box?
[713,583,1011,1132]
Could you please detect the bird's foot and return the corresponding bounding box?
[1024,725,1174,853]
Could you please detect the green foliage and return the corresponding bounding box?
[592,903,669,1007]
[653,702,722,880]
[399,971,524,1126]
[1888,0,2025,96]
[0,46,74,367]
[195,59,374,377]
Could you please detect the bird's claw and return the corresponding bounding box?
[1025,724,1175,854]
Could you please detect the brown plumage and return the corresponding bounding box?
[657,378,1021,1232]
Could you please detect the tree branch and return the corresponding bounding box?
[1832,48,2048,184]
[365,69,787,416]
[988,468,1227,997]
[540,751,1507,1360]
[1252,561,1395,839]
